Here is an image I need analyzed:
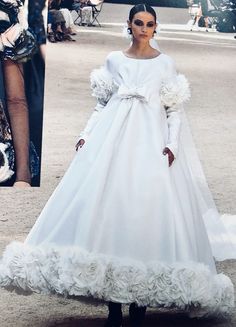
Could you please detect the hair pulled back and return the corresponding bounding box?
[129,3,157,23]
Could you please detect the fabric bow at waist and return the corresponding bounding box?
[117,84,148,102]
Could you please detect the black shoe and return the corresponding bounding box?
[129,303,146,327]
[63,34,76,41]
[104,302,123,327]
[104,320,122,327]
[54,31,64,42]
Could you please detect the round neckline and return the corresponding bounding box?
[120,50,163,61]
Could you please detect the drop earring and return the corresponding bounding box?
[127,27,132,34]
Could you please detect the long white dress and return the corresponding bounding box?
[0,51,234,317]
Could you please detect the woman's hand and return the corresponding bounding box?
[163,147,175,167]
[75,139,85,151]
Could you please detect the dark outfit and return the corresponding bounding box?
[200,0,209,17]
[0,0,40,186]
[60,0,74,10]
[24,0,46,186]
[48,0,66,30]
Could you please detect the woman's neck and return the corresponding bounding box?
[125,40,159,59]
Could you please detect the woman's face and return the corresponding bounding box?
[128,11,157,44]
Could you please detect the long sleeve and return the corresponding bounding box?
[78,102,104,142]
[165,104,182,158]
[160,57,190,158]
[78,57,118,142]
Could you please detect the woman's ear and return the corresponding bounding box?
[127,20,131,28]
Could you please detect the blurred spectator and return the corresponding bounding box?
[59,8,77,34]
[72,0,81,11]
[197,1,209,30]
[190,0,209,31]
[80,0,93,26]
[48,0,76,42]
[61,0,81,11]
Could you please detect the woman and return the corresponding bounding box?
[59,7,77,35]
[0,3,235,327]
[0,25,31,186]
[0,0,39,186]
[48,0,67,41]
[191,0,209,31]
[199,0,209,30]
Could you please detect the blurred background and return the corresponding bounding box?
[106,0,188,7]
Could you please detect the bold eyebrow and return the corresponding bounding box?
[134,19,155,23]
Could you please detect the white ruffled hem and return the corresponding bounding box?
[0,242,234,318]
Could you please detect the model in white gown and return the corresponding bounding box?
[0,50,234,317]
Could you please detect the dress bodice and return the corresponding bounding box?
[90,50,190,114]
[105,51,175,107]
[87,50,190,159]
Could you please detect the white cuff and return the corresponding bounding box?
[77,131,89,143]
[165,106,182,158]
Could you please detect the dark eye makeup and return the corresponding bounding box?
[133,19,155,28]
[133,19,144,26]
[147,22,155,27]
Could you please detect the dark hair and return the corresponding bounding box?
[129,3,157,23]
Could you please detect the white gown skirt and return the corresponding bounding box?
[0,96,234,317]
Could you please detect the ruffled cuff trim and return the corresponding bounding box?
[160,74,191,108]
[90,66,118,106]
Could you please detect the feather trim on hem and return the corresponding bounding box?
[0,241,234,318]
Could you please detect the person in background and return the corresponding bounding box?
[24,0,47,186]
[193,0,209,31]
[0,0,39,187]
[80,0,93,26]
[71,0,81,12]
[48,0,76,41]
[59,7,77,35]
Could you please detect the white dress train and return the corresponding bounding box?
[0,51,235,318]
